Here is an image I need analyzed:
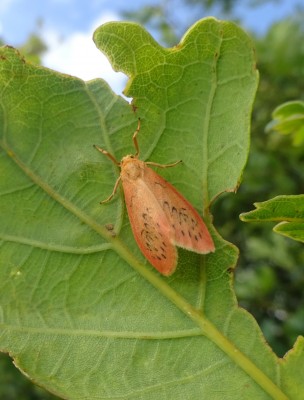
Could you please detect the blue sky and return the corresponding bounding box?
[0,0,302,94]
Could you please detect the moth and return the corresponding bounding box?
[95,119,214,275]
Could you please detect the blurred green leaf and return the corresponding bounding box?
[285,308,304,346]
[266,100,304,146]
[256,15,304,78]
[275,221,304,243]
[18,32,47,65]
[240,195,304,243]
[235,264,277,300]
[0,353,58,400]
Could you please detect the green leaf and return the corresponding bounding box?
[94,18,258,203]
[281,337,304,396]
[240,195,304,243]
[266,100,304,146]
[1,18,301,400]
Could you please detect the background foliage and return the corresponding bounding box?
[1,0,304,398]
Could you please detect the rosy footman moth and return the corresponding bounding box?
[94,119,214,275]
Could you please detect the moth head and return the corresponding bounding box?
[120,156,144,180]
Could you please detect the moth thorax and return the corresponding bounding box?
[121,156,144,180]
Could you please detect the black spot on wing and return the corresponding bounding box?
[140,207,168,261]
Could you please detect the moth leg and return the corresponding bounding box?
[132,118,141,157]
[100,176,121,204]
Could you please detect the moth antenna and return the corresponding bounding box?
[132,118,141,157]
[94,145,120,166]
[146,160,182,168]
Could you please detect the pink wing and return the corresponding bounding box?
[122,176,178,275]
[143,165,215,254]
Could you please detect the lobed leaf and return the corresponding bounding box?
[0,18,302,400]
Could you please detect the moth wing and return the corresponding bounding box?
[144,165,215,254]
[122,178,178,276]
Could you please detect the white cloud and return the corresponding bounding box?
[41,12,127,95]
